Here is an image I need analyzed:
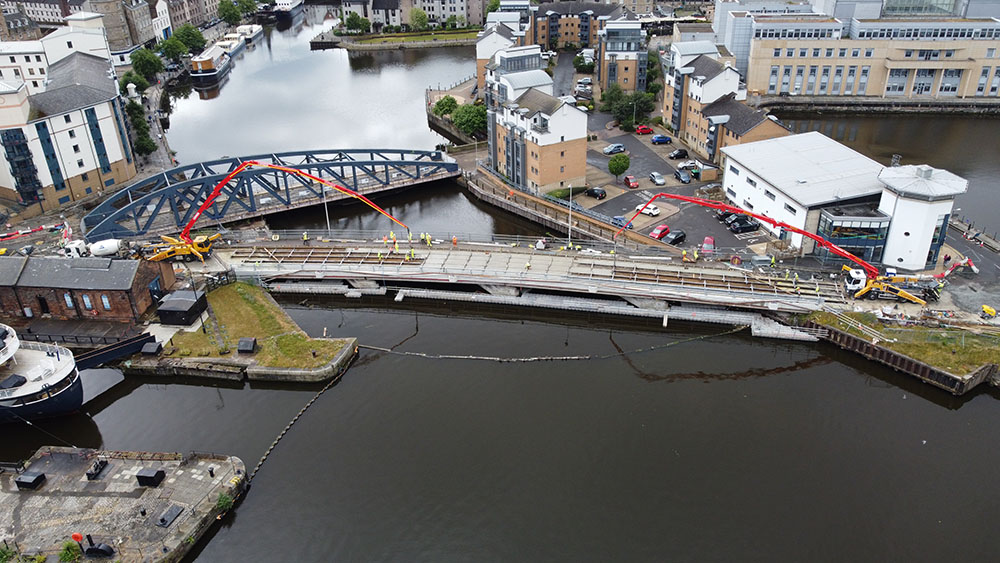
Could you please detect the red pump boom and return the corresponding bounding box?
[620,192,881,279]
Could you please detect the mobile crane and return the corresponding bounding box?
[620,193,934,306]
[147,160,408,262]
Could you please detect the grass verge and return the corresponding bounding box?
[806,311,1000,374]
[169,283,344,369]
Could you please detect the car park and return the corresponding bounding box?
[649,171,666,186]
[623,175,638,188]
[651,135,671,145]
[603,143,625,155]
[585,187,606,199]
[674,169,691,184]
[668,149,688,159]
[635,203,660,216]
[661,230,686,245]
[635,125,653,135]
[729,218,759,233]
[649,224,671,240]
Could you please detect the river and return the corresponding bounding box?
[6,15,1000,562]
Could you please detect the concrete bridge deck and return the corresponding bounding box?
[222,239,849,315]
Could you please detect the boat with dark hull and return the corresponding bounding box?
[0,324,83,423]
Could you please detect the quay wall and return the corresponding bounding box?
[753,95,1000,115]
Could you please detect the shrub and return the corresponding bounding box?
[216,492,234,512]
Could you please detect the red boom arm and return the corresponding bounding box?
[179,160,408,244]
[621,193,880,279]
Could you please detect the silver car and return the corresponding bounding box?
[649,171,666,186]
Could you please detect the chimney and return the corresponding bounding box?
[916,165,933,179]
[59,0,70,18]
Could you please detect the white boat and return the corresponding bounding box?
[0,324,82,423]
[215,33,246,57]
[190,44,232,83]
[274,0,302,16]
[236,24,263,44]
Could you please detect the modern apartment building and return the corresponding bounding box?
[528,0,624,50]
[0,12,137,214]
[596,18,646,93]
[484,44,587,192]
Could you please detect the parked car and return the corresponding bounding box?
[649,224,671,240]
[577,77,592,85]
[635,203,660,216]
[716,209,736,222]
[611,216,634,230]
[724,213,745,225]
[651,135,672,145]
[676,160,699,170]
[635,125,654,135]
[661,230,687,245]
[674,169,692,184]
[649,171,666,186]
[623,175,638,188]
[585,187,606,199]
[729,218,760,233]
[603,143,626,155]
[701,236,715,254]
[668,148,688,159]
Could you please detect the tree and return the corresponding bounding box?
[452,104,487,136]
[236,0,257,15]
[487,0,500,13]
[134,135,158,157]
[345,12,363,31]
[130,48,163,81]
[610,92,656,127]
[433,95,458,116]
[409,8,428,31]
[359,17,371,33]
[125,100,145,121]
[608,153,630,179]
[572,55,594,74]
[218,0,241,25]
[446,15,458,29]
[119,71,150,95]
[600,83,625,112]
[646,81,662,95]
[174,24,207,53]
[158,37,188,63]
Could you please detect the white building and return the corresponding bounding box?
[151,0,172,40]
[371,0,403,28]
[1,0,88,25]
[0,51,136,212]
[0,42,47,94]
[720,131,966,270]
[418,0,469,25]
[877,165,966,270]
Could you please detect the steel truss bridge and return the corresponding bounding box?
[82,149,460,242]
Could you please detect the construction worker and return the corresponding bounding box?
[693,250,699,261]
[383,235,388,246]
[389,230,395,241]
[682,250,687,261]
[302,231,309,246]
[408,231,413,242]
[426,235,432,247]
[770,255,776,268]
[784,269,790,280]
[378,251,383,260]
[525,261,531,270]
[419,232,426,243]
[815,284,821,295]
[452,236,458,247]
[793,272,799,287]
[409,248,415,260]
[394,241,399,254]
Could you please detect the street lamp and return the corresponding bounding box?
[567,183,573,248]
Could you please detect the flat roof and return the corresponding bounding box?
[673,40,718,56]
[722,131,885,208]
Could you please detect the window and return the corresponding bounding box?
[799,49,807,57]
[64,293,73,308]
[101,295,111,310]
[69,130,75,139]
[23,56,28,62]
[783,203,796,215]
[64,115,71,123]
[773,48,781,57]
[81,172,88,181]
[726,188,736,197]
[786,49,793,57]
[560,151,564,157]
[742,200,754,211]
[8,56,13,63]
[35,55,40,62]
[865,48,873,57]
[82,295,92,310]
[989,48,997,58]
[838,48,847,57]
[66,41,72,48]
[764,189,775,200]
[812,49,820,57]
[77,159,84,167]
[825,48,833,57]
[729,165,740,175]
[73,144,80,153]
[27,68,34,75]
[746,177,757,187]
[58,195,70,204]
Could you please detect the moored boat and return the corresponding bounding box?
[236,24,264,44]
[0,324,83,423]
[215,33,246,57]
[190,44,232,84]
[274,0,303,18]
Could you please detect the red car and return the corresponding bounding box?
[635,125,653,135]
[649,224,671,240]
[623,175,638,188]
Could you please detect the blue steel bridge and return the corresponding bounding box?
[82,149,460,242]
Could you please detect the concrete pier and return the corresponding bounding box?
[0,447,246,562]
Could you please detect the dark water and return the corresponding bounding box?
[6,20,1000,563]
[780,113,1000,230]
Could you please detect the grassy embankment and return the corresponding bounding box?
[354,30,480,44]
[807,311,1000,374]
[169,282,343,369]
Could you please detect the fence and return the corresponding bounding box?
[202,269,237,292]
[19,333,125,346]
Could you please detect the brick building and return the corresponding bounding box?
[0,256,175,321]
